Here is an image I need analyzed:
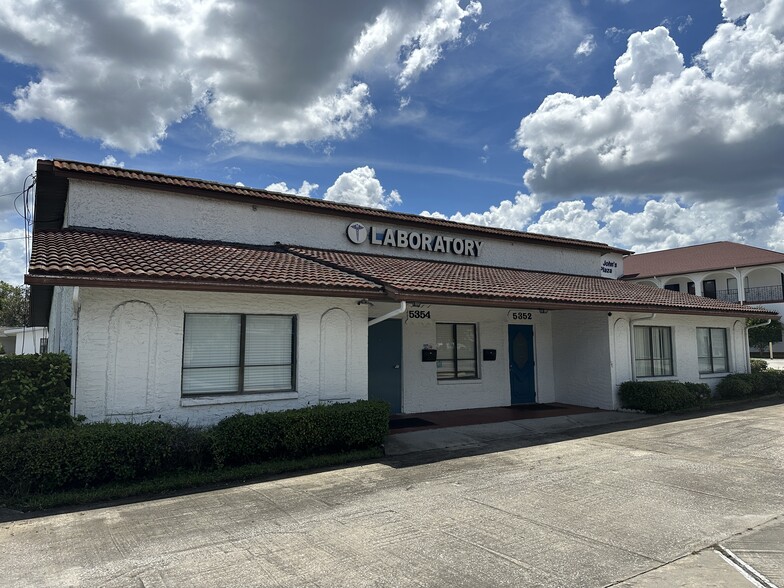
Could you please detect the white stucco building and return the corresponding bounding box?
[623,242,784,354]
[26,160,775,425]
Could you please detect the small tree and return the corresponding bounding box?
[747,318,783,354]
[0,281,29,326]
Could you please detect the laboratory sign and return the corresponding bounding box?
[346,222,483,257]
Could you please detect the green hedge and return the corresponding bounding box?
[0,400,390,497]
[716,370,784,399]
[618,380,704,413]
[750,359,769,373]
[0,353,72,435]
[210,400,390,466]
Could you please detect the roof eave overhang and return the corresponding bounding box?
[24,273,387,300]
[382,288,776,318]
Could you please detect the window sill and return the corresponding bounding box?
[437,378,481,385]
[699,372,729,379]
[181,391,298,407]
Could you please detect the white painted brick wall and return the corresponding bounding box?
[72,288,369,426]
[66,180,612,277]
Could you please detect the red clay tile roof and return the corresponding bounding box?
[41,159,630,255]
[288,246,775,317]
[623,242,784,279]
[26,229,774,317]
[27,229,383,295]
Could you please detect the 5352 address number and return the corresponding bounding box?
[511,312,532,320]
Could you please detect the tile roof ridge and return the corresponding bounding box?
[41,226,289,253]
[627,240,784,258]
[281,245,390,291]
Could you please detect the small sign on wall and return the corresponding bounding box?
[507,310,534,322]
[405,307,433,324]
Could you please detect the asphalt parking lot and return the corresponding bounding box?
[2,400,783,587]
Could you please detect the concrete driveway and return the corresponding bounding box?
[2,400,783,587]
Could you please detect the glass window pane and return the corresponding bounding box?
[183,314,240,368]
[696,328,711,360]
[698,357,713,373]
[183,367,240,394]
[437,359,456,379]
[634,326,651,360]
[244,315,293,366]
[456,360,477,378]
[635,359,653,377]
[456,324,476,360]
[244,365,292,391]
[711,328,728,371]
[436,324,453,360]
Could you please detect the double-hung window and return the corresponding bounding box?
[634,326,673,377]
[182,313,295,396]
[697,327,728,374]
[436,323,478,380]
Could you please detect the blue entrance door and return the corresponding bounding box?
[508,324,536,404]
[368,319,402,413]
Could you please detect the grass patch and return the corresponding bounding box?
[4,447,382,512]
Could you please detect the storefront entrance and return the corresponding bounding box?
[508,324,536,404]
[368,319,402,413]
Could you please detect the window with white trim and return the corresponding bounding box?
[436,323,478,380]
[182,313,295,396]
[633,326,673,377]
[697,327,728,374]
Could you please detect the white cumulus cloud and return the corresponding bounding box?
[515,0,784,203]
[324,166,401,210]
[575,34,597,56]
[0,0,483,154]
[265,180,320,198]
[421,192,541,229]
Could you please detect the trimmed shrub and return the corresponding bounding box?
[750,370,784,396]
[618,380,701,413]
[715,374,755,399]
[210,400,390,467]
[750,359,769,373]
[684,382,712,401]
[0,400,390,497]
[0,353,72,435]
[0,422,210,496]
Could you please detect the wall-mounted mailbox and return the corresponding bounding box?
[482,349,497,361]
[422,348,438,362]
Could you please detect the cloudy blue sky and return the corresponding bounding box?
[0,0,783,284]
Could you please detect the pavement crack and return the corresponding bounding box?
[462,496,664,565]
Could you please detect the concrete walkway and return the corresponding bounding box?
[2,399,784,587]
[385,409,655,455]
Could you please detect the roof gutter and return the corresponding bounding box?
[368,301,407,327]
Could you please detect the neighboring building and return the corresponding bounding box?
[622,242,784,353]
[26,160,774,425]
[0,326,48,355]
[0,327,15,355]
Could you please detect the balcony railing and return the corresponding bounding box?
[745,285,784,303]
[714,285,783,304]
[717,289,739,303]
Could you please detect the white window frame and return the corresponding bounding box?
[697,327,729,374]
[181,313,296,396]
[633,325,674,378]
[436,322,479,381]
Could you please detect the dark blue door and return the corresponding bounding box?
[508,324,536,404]
[368,319,402,413]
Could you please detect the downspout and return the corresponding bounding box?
[745,319,772,372]
[368,301,407,327]
[71,287,81,417]
[629,313,656,381]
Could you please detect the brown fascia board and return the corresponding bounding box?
[24,274,388,300]
[44,160,630,256]
[380,287,776,318]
